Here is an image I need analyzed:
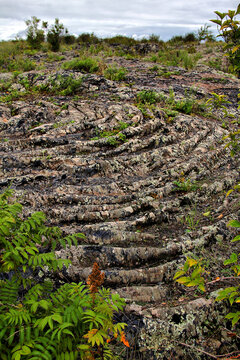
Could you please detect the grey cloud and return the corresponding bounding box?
[0,0,238,40]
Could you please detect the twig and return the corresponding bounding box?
[216,351,240,358]
[207,276,240,285]
[179,342,240,359]
[178,342,218,359]
[222,327,240,340]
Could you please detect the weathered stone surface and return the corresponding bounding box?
[0,47,240,358]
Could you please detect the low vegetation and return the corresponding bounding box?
[62,57,100,74]
[0,190,129,360]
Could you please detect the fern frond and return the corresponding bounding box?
[0,280,19,305]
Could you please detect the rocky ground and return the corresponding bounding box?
[0,43,240,359]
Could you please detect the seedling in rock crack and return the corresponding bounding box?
[174,257,206,292]
[149,65,159,72]
[172,178,199,193]
[206,92,231,116]
[180,206,200,232]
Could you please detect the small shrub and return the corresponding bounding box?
[172,178,199,192]
[104,35,136,46]
[77,33,100,44]
[8,57,36,72]
[25,16,46,50]
[104,66,128,81]
[148,34,161,43]
[137,90,159,104]
[47,18,65,52]
[36,75,83,95]
[168,35,184,44]
[183,32,198,42]
[197,24,215,42]
[63,34,76,45]
[210,5,240,75]
[62,57,99,73]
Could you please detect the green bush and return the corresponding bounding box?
[25,16,46,50]
[104,66,127,81]
[77,33,100,44]
[210,5,240,75]
[47,18,65,52]
[155,48,201,69]
[62,57,100,73]
[0,189,129,359]
[137,90,159,104]
[35,75,83,96]
[197,24,215,42]
[63,34,76,45]
[104,35,136,46]
[183,32,198,42]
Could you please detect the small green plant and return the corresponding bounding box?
[174,257,206,292]
[206,92,231,110]
[173,98,195,115]
[149,65,159,72]
[158,70,180,78]
[18,76,31,90]
[91,123,129,147]
[35,75,83,96]
[0,89,26,103]
[197,24,215,41]
[104,66,127,81]
[1,57,36,73]
[172,178,199,192]
[223,129,240,156]
[62,57,100,73]
[181,209,200,232]
[0,190,129,359]
[174,219,240,326]
[206,92,234,123]
[137,90,159,104]
[46,53,65,62]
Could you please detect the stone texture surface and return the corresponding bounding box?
[0,47,240,358]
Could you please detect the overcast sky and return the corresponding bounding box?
[0,0,239,41]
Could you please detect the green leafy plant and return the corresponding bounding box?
[174,217,240,327]
[0,190,129,359]
[47,18,65,52]
[174,257,206,292]
[210,5,240,75]
[136,90,159,104]
[223,126,240,156]
[35,75,83,96]
[180,209,200,232]
[197,24,215,42]
[172,178,199,193]
[104,66,127,81]
[206,92,231,111]
[25,16,46,50]
[62,57,100,73]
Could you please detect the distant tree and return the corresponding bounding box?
[25,16,47,49]
[148,34,160,43]
[47,18,65,52]
[184,32,197,42]
[63,30,76,45]
[197,24,215,42]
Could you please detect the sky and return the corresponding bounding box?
[0,0,239,41]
